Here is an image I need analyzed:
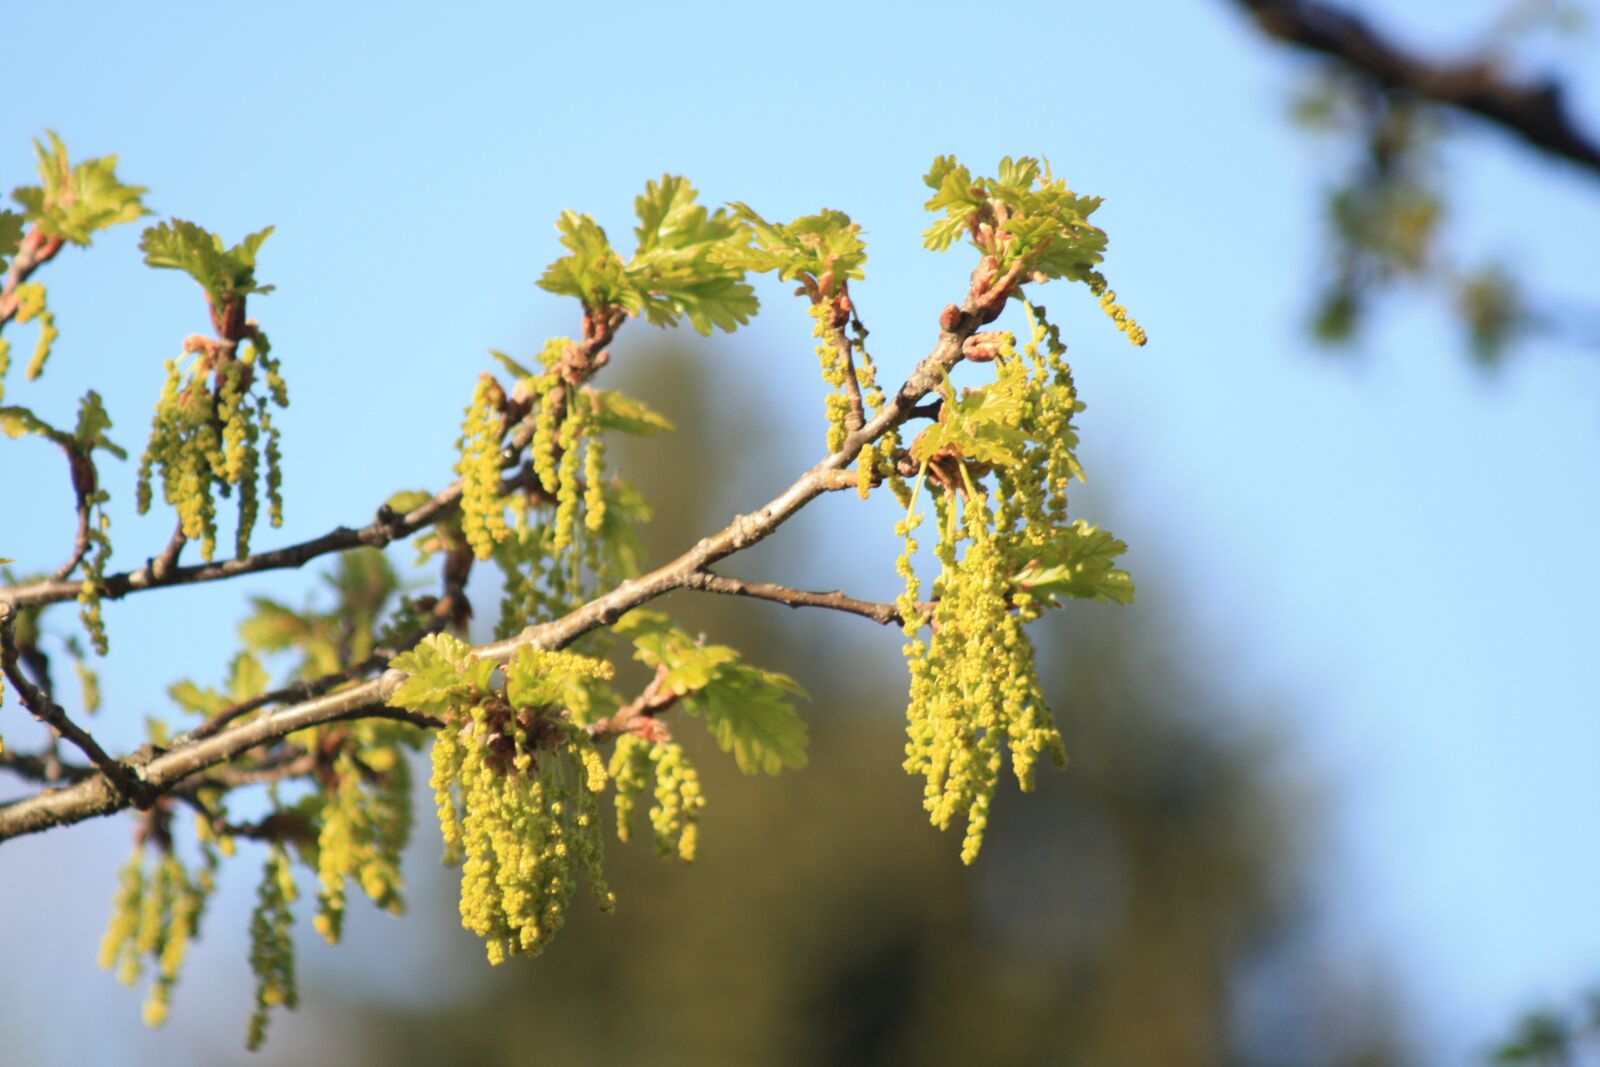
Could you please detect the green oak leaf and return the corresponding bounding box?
[683,661,807,776]
[628,176,757,334]
[615,610,808,774]
[590,389,674,437]
[72,390,126,460]
[388,633,481,715]
[1013,520,1135,606]
[911,376,1034,468]
[537,211,638,314]
[725,204,867,293]
[140,219,275,307]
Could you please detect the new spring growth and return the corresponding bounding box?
[50,157,1150,1050]
[136,220,287,562]
[895,293,1132,862]
[390,635,616,964]
[457,372,511,559]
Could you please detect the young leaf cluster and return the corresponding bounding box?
[538,175,756,335]
[140,220,275,335]
[12,132,148,246]
[134,222,287,562]
[923,155,1146,345]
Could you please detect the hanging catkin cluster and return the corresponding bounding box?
[609,733,705,862]
[247,844,299,1050]
[895,301,1130,863]
[98,840,215,1027]
[456,371,511,559]
[900,494,1065,864]
[311,733,414,945]
[459,339,614,609]
[392,636,616,964]
[0,281,56,397]
[136,334,287,561]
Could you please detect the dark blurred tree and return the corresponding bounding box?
[1228,0,1600,364]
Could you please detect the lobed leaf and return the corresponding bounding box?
[1013,520,1135,606]
[725,203,868,292]
[588,389,674,436]
[388,633,480,715]
[615,610,807,774]
[140,219,276,306]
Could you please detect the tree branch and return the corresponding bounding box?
[0,483,462,611]
[1232,0,1600,175]
[0,269,990,843]
[0,745,92,786]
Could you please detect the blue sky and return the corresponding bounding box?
[2,2,1598,1063]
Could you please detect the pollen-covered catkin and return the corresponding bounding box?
[418,644,618,964]
[457,373,511,560]
[1085,270,1147,347]
[608,734,704,862]
[313,741,413,945]
[98,843,213,1028]
[137,331,289,562]
[901,495,1064,864]
[893,303,1103,863]
[246,844,299,1051]
[583,433,607,532]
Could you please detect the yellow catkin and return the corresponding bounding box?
[416,645,618,963]
[894,302,1102,864]
[456,374,510,560]
[137,332,289,562]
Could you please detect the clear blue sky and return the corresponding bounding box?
[2,2,1598,1063]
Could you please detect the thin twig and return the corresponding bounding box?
[47,451,96,582]
[0,746,92,785]
[182,655,388,744]
[588,666,678,741]
[149,522,187,582]
[683,570,926,627]
[830,303,867,432]
[0,602,143,802]
[0,227,64,330]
